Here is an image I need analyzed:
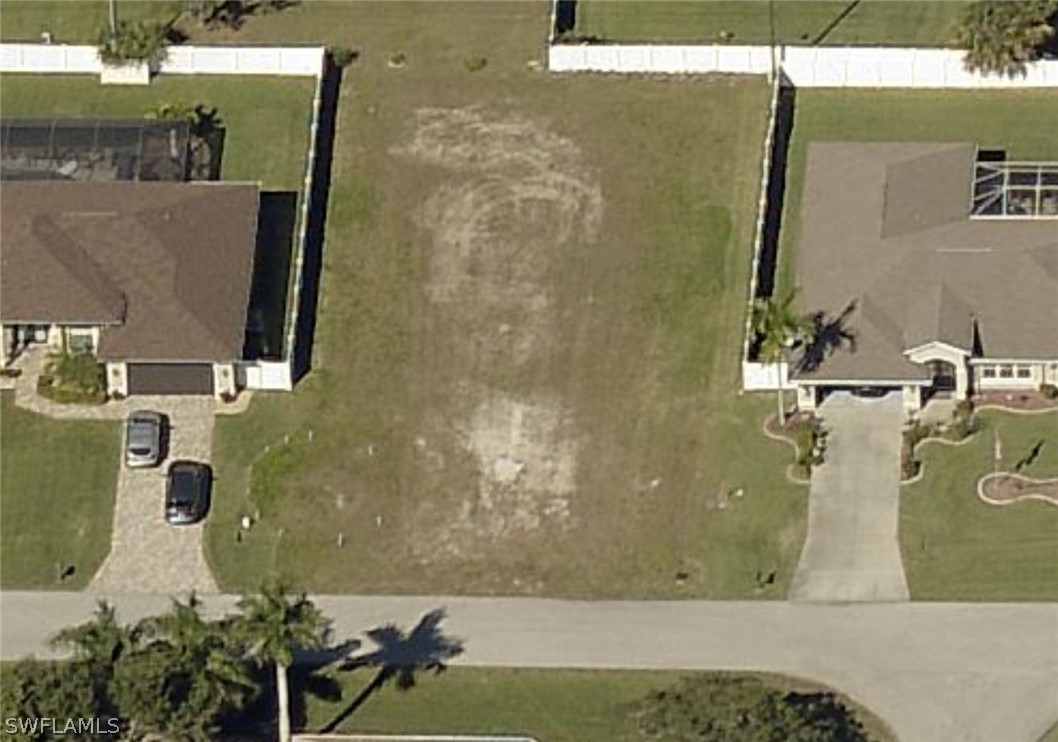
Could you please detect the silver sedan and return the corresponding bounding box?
[124,411,166,468]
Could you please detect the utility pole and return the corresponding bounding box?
[108,0,117,35]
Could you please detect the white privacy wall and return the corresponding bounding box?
[550,44,773,75]
[0,43,323,76]
[549,43,1058,88]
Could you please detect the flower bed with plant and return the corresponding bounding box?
[901,401,979,481]
[37,352,107,405]
[765,411,827,481]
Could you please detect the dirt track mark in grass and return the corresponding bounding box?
[396,107,602,561]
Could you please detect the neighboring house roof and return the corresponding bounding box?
[1,181,259,362]
[793,142,1058,383]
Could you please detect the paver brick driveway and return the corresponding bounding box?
[790,391,909,602]
[90,397,218,594]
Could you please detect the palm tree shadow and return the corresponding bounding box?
[796,300,858,373]
[319,609,464,734]
[231,638,361,737]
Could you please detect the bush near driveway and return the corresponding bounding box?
[37,351,107,405]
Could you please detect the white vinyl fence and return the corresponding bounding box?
[550,44,773,75]
[549,43,1058,88]
[740,73,782,388]
[0,42,323,76]
[782,46,1058,87]
[742,361,793,392]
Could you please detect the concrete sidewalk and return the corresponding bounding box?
[2,592,1057,742]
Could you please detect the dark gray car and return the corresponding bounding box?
[124,411,166,468]
[165,461,211,525]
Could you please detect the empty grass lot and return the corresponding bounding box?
[777,89,1058,292]
[195,2,807,598]
[0,394,120,589]
[297,667,896,742]
[572,1,968,46]
[900,411,1058,601]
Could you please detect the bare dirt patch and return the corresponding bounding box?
[979,472,1058,507]
[394,106,602,561]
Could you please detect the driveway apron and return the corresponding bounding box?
[90,397,218,594]
[790,391,909,602]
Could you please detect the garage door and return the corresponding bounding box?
[126,364,214,395]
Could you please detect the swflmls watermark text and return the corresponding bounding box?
[3,718,120,736]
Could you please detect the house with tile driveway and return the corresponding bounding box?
[0,180,260,398]
[791,142,1058,414]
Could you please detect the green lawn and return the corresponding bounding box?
[572,1,968,46]
[777,89,1058,292]
[197,3,807,598]
[0,394,121,589]
[0,75,314,189]
[0,1,182,42]
[900,411,1058,601]
[297,667,895,742]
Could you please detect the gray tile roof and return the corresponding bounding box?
[793,142,1058,382]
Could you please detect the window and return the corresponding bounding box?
[1016,366,1032,379]
[999,365,1014,378]
[66,328,95,353]
[981,367,997,379]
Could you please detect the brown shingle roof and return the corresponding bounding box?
[794,142,1058,382]
[1,181,259,361]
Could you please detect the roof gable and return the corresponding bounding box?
[0,182,260,361]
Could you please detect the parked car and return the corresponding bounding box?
[165,461,212,525]
[851,386,891,399]
[124,411,167,468]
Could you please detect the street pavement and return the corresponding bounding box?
[2,592,1057,742]
[791,391,910,602]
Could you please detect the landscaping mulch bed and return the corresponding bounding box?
[979,473,1058,507]
[974,390,1058,412]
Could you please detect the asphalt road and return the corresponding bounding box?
[3,592,1057,742]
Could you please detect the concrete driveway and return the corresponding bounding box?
[790,391,909,602]
[90,397,218,594]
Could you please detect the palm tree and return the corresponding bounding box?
[51,600,134,670]
[234,583,330,742]
[137,594,260,732]
[956,1,1057,77]
[751,290,814,426]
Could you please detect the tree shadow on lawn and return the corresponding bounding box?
[318,608,465,733]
